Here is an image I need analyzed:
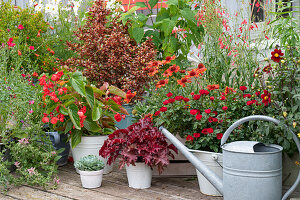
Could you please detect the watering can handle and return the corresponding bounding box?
[220,115,300,200]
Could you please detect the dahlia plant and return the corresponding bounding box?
[99,117,177,174]
[39,70,132,148]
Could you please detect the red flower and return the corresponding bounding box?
[193,94,201,100]
[210,96,215,101]
[220,96,226,100]
[32,72,38,77]
[204,109,211,114]
[193,133,201,138]
[163,100,169,105]
[271,49,284,63]
[255,91,260,96]
[177,77,191,87]
[190,109,198,115]
[42,117,49,123]
[50,117,59,124]
[114,113,122,122]
[29,46,35,50]
[198,63,205,69]
[166,92,173,97]
[195,114,202,120]
[174,96,184,101]
[261,90,271,106]
[202,128,213,134]
[207,128,214,134]
[156,79,169,88]
[216,133,223,140]
[212,111,218,116]
[263,64,272,73]
[125,90,136,104]
[17,24,24,30]
[183,98,190,102]
[154,111,160,116]
[160,107,168,112]
[186,135,194,141]
[243,94,252,98]
[239,86,247,91]
[199,89,209,95]
[207,84,219,90]
[168,98,175,103]
[167,64,180,74]
[208,117,214,123]
[222,106,228,111]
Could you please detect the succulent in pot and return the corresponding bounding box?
[74,155,105,188]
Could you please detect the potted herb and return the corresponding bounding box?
[41,70,129,173]
[99,117,177,189]
[74,155,105,189]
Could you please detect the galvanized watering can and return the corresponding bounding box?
[159,115,300,200]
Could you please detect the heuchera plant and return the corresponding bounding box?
[99,117,177,174]
[63,0,157,100]
[40,70,131,148]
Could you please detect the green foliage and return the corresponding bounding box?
[0,1,57,74]
[74,155,105,171]
[40,70,128,148]
[0,136,60,192]
[121,0,204,63]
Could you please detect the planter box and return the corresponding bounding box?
[153,135,196,176]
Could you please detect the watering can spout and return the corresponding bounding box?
[159,126,223,195]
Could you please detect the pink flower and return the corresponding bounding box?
[51,151,57,155]
[18,138,29,144]
[27,167,36,175]
[29,109,33,114]
[17,24,24,30]
[29,100,34,105]
[29,46,35,50]
[54,177,60,184]
[222,106,228,111]
[14,161,20,168]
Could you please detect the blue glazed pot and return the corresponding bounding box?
[46,132,70,166]
[115,104,134,129]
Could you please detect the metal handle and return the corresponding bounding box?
[220,115,300,200]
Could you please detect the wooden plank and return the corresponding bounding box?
[59,163,221,200]
[1,186,73,200]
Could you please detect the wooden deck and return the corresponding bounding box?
[1,163,299,200]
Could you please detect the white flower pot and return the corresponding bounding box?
[190,149,223,196]
[78,169,104,188]
[126,163,152,189]
[71,135,113,174]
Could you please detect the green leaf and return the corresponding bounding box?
[68,104,81,130]
[46,103,58,114]
[64,120,73,134]
[149,0,158,9]
[132,27,144,44]
[108,85,126,98]
[103,128,114,135]
[63,99,75,107]
[85,86,95,108]
[92,103,102,121]
[135,2,147,8]
[83,118,102,133]
[93,87,105,97]
[180,8,197,25]
[71,129,82,148]
[60,106,68,115]
[166,0,178,6]
[107,99,121,112]
[70,72,86,97]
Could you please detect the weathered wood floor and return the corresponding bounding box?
[1,163,299,200]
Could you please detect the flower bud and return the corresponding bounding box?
[267,86,272,89]
[281,60,285,64]
[283,112,287,117]
[293,122,297,128]
[264,58,269,61]
[254,74,259,77]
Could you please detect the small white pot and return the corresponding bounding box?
[71,135,113,174]
[190,149,223,196]
[125,163,152,189]
[77,169,104,189]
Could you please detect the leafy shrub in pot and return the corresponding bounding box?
[74,155,105,171]
[99,117,177,174]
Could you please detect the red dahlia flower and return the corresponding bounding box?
[271,49,284,63]
[186,135,194,141]
[261,90,271,106]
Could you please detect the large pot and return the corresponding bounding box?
[77,169,104,189]
[126,162,152,189]
[47,132,70,166]
[115,104,134,129]
[71,135,113,174]
[190,149,223,196]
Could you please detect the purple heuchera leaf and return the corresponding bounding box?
[99,117,177,174]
